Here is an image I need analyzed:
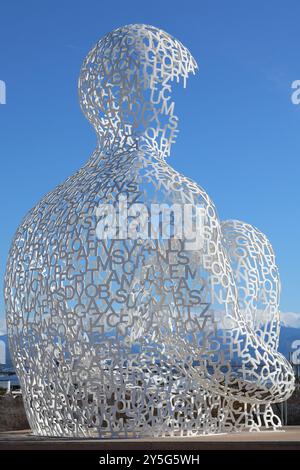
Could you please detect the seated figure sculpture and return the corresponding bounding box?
[4,24,295,437]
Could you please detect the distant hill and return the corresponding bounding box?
[0,334,18,387]
[0,334,13,368]
[278,326,300,361]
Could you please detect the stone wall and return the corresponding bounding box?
[0,393,29,431]
[287,389,300,425]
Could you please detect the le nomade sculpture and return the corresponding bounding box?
[4,24,294,437]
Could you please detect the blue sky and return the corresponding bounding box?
[0,0,300,329]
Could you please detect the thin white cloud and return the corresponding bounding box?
[280,311,300,329]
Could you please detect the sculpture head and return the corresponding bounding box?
[79,24,198,158]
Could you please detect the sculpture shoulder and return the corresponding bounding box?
[139,156,215,209]
[9,165,101,248]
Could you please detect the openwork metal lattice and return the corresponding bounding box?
[4,24,294,437]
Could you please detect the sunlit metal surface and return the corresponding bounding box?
[4,24,294,437]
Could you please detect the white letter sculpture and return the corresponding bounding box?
[4,24,294,437]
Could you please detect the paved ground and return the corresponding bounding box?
[0,427,300,450]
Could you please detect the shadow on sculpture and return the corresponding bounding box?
[4,24,294,437]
